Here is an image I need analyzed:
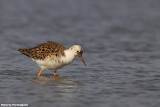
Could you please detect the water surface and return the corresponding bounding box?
[1,0,160,107]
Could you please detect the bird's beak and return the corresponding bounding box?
[77,51,86,66]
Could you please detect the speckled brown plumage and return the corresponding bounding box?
[18,41,66,60]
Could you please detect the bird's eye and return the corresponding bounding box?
[77,51,79,53]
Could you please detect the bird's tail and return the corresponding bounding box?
[18,49,31,57]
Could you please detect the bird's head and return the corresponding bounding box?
[69,45,86,66]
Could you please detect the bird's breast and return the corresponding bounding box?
[32,57,65,70]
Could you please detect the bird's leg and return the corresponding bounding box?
[54,70,57,77]
[38,69,43,77]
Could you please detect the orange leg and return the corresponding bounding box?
[38,69,43,77]
[54,70,57,77]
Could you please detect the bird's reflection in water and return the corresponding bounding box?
[30,74,78,96]
[31,74,75,85]
[29,74,79,101]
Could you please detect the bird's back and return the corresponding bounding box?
[18,41,66,60]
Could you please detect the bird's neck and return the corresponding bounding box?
[61,49,76,64]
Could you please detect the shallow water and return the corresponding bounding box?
[1,0,160,107]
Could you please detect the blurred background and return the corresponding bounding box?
[1,0,160,107]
